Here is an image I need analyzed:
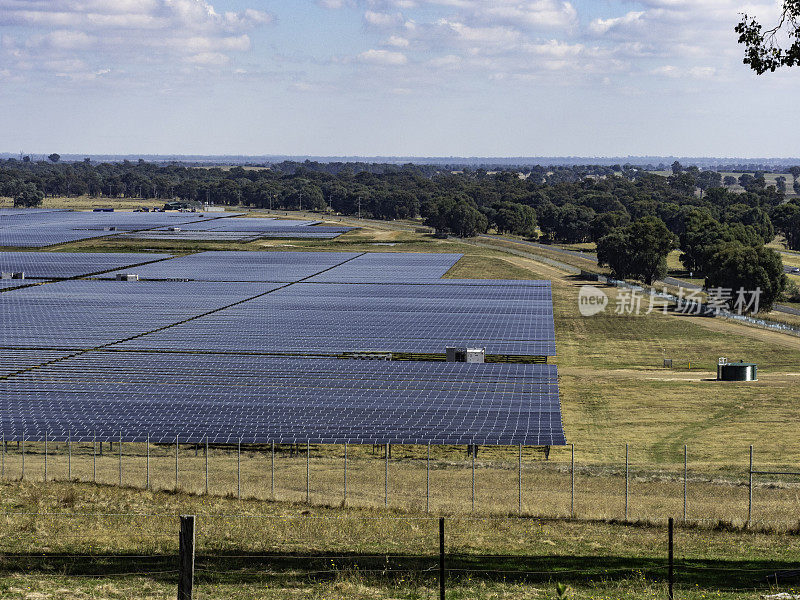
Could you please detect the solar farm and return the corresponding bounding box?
[0,208,355,246]
[0,229,565,451]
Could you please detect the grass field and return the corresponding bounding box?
[4,208,800,597]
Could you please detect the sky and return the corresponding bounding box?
[0,0,797,158]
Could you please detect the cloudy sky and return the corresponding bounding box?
[0,0,796,157]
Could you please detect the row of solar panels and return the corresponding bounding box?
[0,210,355,246]
[0,350,564,445]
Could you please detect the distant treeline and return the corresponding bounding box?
[3,157,800,310]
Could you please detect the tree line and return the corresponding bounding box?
[2,157,798,312]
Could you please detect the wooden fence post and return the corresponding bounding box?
[178,515,196,600]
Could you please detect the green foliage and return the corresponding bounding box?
[704,243,787,313]
[597,217,678,284]
[424,197,488,237]
[13,182,44,207]
[770,201,800,250]
[556,582,570,599]
[736,2,800,73]
[485,201,537,237]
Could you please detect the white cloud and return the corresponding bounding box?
[385,34,410,47]
[364,10,403,28]
[184,51,230,65]
[358,48,408,65]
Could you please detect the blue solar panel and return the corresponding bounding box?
[0,210,244,247]
[0,280,284,349]
[0,251,171,279]
[0,351,565,445]
[307,252,463,282]
[116,281,556,356]
[102,251,361,282]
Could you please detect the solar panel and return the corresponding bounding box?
[0,210,244,247]
[0,348,76,377]
[307,252,463,282]
[0,351,565,445]
[0,280,284,349]
[0,251,171,279]
[102,251,361,282]
[116,281,556,356]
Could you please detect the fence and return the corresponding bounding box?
[1,510,798,600]
[1,439,799,529]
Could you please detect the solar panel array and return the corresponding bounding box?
[0,251,171,279]
[123,217,355,240]
[0,249,564,446]
[1,280,283,349]
[0,210,243,247]
[0,352,564,445]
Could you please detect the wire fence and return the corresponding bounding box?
[1,512,798,599]
[1,440,800,530]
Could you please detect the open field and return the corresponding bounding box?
[2,480,800,600]
[5,210,800,598]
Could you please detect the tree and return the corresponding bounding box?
[48,153,61,163]
[776,175,787,193]
[736,2,800,73]
[705,243,786,313]
[597,217,678,285]
[723,175,737,186]
[770,201,800,249]
[671,160,683,175]
[13,183,44,207]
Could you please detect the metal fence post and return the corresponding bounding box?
[306,440,310,504]
[570,443,575,518]
[175,435,179,491]
[146,432,150,490]
[625,443,629,521]
[343,443,348,506]
[426,442,431,513]
[237,438,241,500]
[683,444,688,523]
[471,443,475,512]
[92,432,96,483]
[205,437,209,495]
[1,434,4,480]
[67,430,71,480]
[271,441,275,499]
[118,431,122,487]
[178,515,196,600]
[44,432,48,482]
[518,444,522,515]
[21,437,25,480]
[385,442,389,508]
[748,445,753,525]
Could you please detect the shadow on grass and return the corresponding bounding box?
[0,551,796,590]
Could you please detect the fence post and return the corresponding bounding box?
[237,438,241,500]
[570,443,575,518]
[205,437,209,495]
[426,442,430,513]
[518,444,522,515]
[625,443,629,521]
[306,440,310,504]
[146,432,150,490]
[21,438,25,480]
[343,443,348,506]
[118,431,122,487]
[385,442,389,508]
[44,432,48,482]
[271,441,275,499]
[748,445,753,526]
[439,517,445,600]
[1,434,4,480]
[175,435,179,491]
[471,443,475,512]
[178,515,196,600]
[67,430,71,480]
[683,444,687,523]
[92,432,96,483]
[668,517,674,600]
